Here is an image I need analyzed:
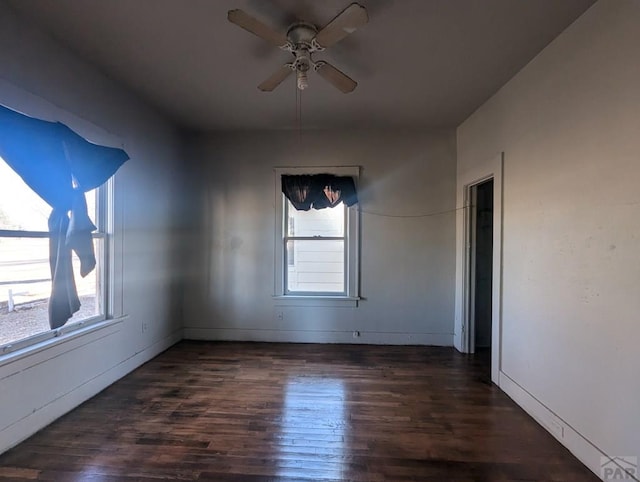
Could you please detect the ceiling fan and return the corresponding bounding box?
[227,3,368,93]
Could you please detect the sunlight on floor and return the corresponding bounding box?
[279,377,346,480]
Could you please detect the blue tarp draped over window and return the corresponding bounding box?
[0,105,128,329]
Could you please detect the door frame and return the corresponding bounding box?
[454,152,504,384]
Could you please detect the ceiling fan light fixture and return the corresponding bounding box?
[293,48,311,90]
[297,70,309,90]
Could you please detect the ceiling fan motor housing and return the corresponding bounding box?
[286,23,321,72]
[286,22,319,49]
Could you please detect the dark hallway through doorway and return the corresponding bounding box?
[470,179,494,379]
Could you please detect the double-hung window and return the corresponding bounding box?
[274,167,360,305]
[0,158,110,353]
[284,198,346,294]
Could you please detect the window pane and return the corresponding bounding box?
[0,158,50,231]
[287,200,344,237]
[286,240,344,293]
[0,237,51,345]
[85,188,98,229]
[0,237,103,347]
[71,237,103,321]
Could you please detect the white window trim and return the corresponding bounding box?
[274,166,360,307]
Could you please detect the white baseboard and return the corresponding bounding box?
[499,371,630,482]
[0,329,182,455]
[183,327,453,346]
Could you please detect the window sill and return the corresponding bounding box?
[0,315,128,367]
[273,296,360,307]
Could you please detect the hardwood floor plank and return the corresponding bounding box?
[0,342,599,481]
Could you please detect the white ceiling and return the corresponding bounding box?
[6,0,595,132]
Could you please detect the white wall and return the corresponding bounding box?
[457,0,640,476]
[184,129,457,345]
[0,3,188,453]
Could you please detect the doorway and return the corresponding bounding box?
[455,152,502,384]
[467,179,494,375]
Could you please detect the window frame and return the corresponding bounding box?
[0,177,113,355]
[274,166,360,306]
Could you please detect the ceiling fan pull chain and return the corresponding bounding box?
[294,77,298,130]
[298,86,302,138]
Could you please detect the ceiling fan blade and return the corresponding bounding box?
[315,61,357,93]
[258,64,294,91]
[228,9,288,47]
[314,3,368,48]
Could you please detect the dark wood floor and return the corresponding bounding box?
[0,341,598,481]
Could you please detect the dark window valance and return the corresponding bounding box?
[0,104,129,329]
[282,174,358,211]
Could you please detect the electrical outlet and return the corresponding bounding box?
[275,311,284,321]
[142,322,148,333]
